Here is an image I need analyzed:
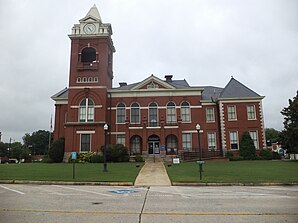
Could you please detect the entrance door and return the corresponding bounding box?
[148,135,160,155]
[148,142,160,154]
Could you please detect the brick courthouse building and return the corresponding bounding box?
[52,5,266,159]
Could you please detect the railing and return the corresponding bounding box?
[180,149,223,161]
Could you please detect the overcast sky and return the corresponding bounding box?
[0,0,297,143]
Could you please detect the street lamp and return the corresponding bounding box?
[103,123,108,172]
[196,123,203,180]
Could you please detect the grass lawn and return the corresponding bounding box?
[166,160,298,184]
[0,163,143,182]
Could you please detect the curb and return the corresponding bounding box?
[172,182,298,186]
[0,180,133,186]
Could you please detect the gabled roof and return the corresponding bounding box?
[51,87,68,100]
[219,77,263,99]
[114,75,191,91]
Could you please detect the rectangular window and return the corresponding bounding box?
[181,107,190,122]
[182,133,192,151]
[230,131,238,149]
[117,107,125,123]
[249,131,259,149]
[228,105,237,121]
[79,107,86,122]
[247,105,256,120]
[81,134,91,152]
[149,107,158,127]
[167,107,177,123]
[206,108,215,122]
[131,108,140,124]
[207,132,217,150]
[87,107,94,122]
[116,134,125,146]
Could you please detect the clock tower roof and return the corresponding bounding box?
[79,4,101,22]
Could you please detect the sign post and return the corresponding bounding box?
[71,152,77,179]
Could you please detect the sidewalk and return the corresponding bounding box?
[134,158,171,186]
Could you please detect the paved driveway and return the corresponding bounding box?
[0,184,297,223]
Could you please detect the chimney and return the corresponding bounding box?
[119,82,127,87]
[165,75,173,82]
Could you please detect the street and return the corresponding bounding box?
[0,184,297,222]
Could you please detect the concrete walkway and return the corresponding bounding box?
[134,158,171,186]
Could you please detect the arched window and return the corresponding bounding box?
[181,101,190,122]
[131,103,140,124]
[81,47,96,63]
[116,103,125,123]
[79,98,94,122]
[167,102,176,124]
[131,135,141,154]
[148,102,158,127]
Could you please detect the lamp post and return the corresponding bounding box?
[103,123,108,172]
[196,123,203,180]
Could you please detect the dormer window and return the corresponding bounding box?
[81,47,96,62]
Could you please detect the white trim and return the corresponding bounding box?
[182,130,203,134]
[69,86,107,89]
[219,98,264,103]
[146,126,161,129]
[164,126,179,129]
[110,132,126,135]
[108,89,203,98]
[76,130,95,134]
[71,105,102,109]
[129,127,143,130]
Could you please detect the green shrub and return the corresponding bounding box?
[135,155,144,162]
[42,155,54,163]
[49,138,65,163]
[239,132,256,160]
[229,156,244,161]
[272,152,281,160]
[226,151,234,158]
[259,150,273,160]
[101,144,129,162]
[90,154,103,163]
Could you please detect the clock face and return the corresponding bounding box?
[83,23,96,34]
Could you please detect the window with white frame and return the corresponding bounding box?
[249,131,259,149]
[227,105,237,121]
[247,105,256,120]
[116,134,125,146]
[130,103,140,124]
[207,132,217,150]
[149,102,158,127]
[206,108,215,122]
[116,103,125,123]
[166,102,177,124]
[131,136,141,154]
[230,131,238,149]
[79,98,94,122]
[80,134,91,152]
[181,101,190,122]
[182,133,192,151]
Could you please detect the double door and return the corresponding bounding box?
[148,142,160,154]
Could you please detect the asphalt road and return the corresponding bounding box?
[0,184,297,223]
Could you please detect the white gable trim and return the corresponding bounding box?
[131,75,176,90]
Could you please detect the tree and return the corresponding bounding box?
[23,130,53,155]
[265,128,280,145]
[239,132,256,160]
[280,91,298,153]
[49,138,65,162]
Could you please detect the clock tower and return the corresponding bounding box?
[53,5,115,157]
